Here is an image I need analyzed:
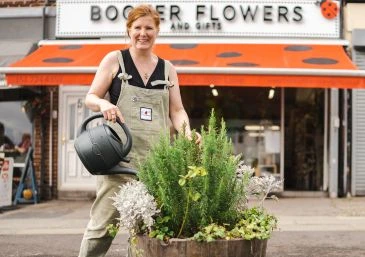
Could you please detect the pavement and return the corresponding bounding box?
[0,196,365,257]
[264,196,365,232]
[1,196,365,235]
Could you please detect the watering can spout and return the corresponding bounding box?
[107,166,137,176]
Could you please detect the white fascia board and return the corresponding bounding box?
[1,66,365,77]
[177,67,365,77]
[39,38,350,46]
[0,6,56,18]
[0,67,98,73]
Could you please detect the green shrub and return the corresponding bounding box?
[138,110,246,238]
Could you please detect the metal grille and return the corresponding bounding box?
[353,49,365,70]
[351,42,365,195]
[352,88,365,196]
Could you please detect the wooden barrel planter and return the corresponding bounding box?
[130,235,268,257]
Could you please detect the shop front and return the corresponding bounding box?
[2,0,365,198]
[344,0,365,196]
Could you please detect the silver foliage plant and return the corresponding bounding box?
[248,175,283,207]
[236,160,283,210]
[110,180,160,231]
[235,160,255,211]
[111,160,282,233]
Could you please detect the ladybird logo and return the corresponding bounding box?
[320,0,339,20]
[140,107,152,121]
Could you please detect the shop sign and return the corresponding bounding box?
[56,0,341,39]
[0,154,14,207]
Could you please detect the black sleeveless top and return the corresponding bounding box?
[109,49,166,105]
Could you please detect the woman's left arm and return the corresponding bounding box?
[168,65,201,144]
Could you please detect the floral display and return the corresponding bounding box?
[110,110,283,256]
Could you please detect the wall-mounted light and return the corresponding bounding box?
[212,88,218,97]
[248,132,263,137]
[245,125,280,131]
[268,88,275,99]
[244,125,264,131]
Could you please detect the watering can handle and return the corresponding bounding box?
[78,113,132,157]
[117,117,132,157]
[78,113,104,136]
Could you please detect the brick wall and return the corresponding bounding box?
[0,0,56,7]
[1,0,58,199]
[50,88,59,198]
[32,87,59,200]
[0,0,48,7]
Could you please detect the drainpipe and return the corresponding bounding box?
[49,89,54,196]
[42,6,46,39]
[42,1,49,40]
[40,112,46,200]
[329,89,339,198]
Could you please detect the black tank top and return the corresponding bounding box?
[108,49,166,105]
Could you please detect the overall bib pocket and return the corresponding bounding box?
[129,95,165,132]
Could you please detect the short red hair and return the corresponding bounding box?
[126,4,160,32]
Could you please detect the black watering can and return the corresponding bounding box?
[74,113,136,176]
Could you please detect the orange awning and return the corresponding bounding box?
[3,42,365,88]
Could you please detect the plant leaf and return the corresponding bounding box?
[178,178,186,186]
[192,192,201,202]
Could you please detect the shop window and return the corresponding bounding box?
[0,101,32,153]
[69,104,76,140]
[180,86,281,178]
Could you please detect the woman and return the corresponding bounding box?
[13,133,31,164]
[78,4,200,257]
[15,133,31,155]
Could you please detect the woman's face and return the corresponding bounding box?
[128,16,158,51]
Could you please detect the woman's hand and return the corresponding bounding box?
[187,131,202,145]
[98,99,124,123]
[194,132,202,145]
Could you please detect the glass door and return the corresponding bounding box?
[180,86,282,180]
[59,87,96,191]
[284,88,325,191]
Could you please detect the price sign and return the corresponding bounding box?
[0,154,14,207]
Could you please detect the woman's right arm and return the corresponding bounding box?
[85,51,124,123]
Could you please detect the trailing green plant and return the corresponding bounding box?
[193,223,228,242]
[228,207,278,240]
[148,216,174,241]
[192,208,277,242]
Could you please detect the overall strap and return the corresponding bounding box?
[150,60,174,88]
[164,60,172,81]
[116,51,132,82]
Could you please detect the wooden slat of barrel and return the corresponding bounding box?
[133,235,268,257]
